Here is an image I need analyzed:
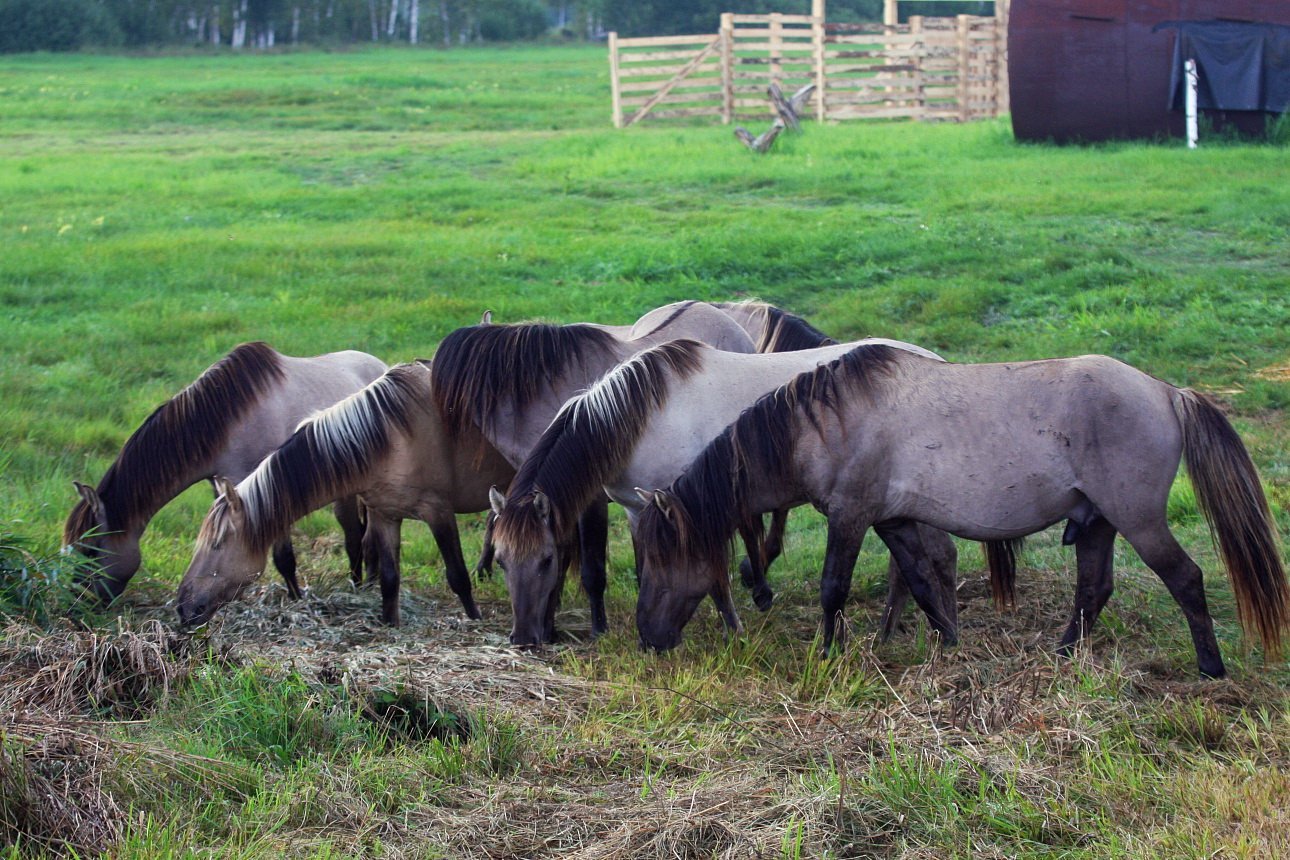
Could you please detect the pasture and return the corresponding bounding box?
[2,44,1289,858]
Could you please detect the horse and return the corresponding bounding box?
[484,338,960,648]
[63,342,387,602]
[633,344,1288,678]
[176,360,515,628]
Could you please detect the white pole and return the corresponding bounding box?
[1185,58,1198,149]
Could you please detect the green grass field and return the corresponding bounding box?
[1,45,1288,858]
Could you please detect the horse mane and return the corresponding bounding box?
[429,323,619,438]
[757,305,838,353]
[638,342,905,580]
[713,300,838,353]
[196,362,428,556]
[493,340,707,554]
[64,342,285,542]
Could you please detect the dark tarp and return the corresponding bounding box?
[1155,20,1290,113]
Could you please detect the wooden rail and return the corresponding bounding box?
[609,11,1007,128]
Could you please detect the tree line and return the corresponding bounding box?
[0,0,994,52]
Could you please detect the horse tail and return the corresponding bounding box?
[1174,389,1288,659]
[983,539,1022,609]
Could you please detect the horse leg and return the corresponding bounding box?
[361,521,380,591]
[921,524,959,635]
[873,520,959,646]
[474,510,497,577]
[738,509,785,610]
[820,518,865,654]
[1058,517,1117,653]
[577,497,610,637]
[1120,523,1225,678]
[543,548,572,644]
[709,571,743,638]
[878,555,909,643]
[430,519,481,620]
[333,495,365,586]
[360,516,402,627]
[270,539,303,600]
[879,526,958,643]
[737,521,775,612]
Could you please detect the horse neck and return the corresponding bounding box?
[492,342,634,464]
[96,448,218,538]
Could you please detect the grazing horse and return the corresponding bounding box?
[176,361,514,627]
[485,338,959,648]
[634,345,1288,678]
[63,342,387,602]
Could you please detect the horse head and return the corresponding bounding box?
[633,488,718,652]
[64,481,141,601]
[490,486,566,647]
[176,476,267,627]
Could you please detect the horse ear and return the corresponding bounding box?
[634,487,653,506]
[489,486,506,515]
[532,491,550,522]
[214,476,243,516]
[652,490,673,520]
[73,481,106,523]
[480,310,493,325]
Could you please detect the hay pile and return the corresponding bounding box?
[0,618,243,856]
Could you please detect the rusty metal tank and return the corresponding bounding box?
[1009,0,1290,142]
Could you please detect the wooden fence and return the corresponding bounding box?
[609,12,1007,128]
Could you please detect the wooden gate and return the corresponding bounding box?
[608,8,1008,128]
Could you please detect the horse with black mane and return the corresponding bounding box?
[635,344,1288,678]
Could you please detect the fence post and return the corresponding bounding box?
[812,0,826,122]
[770,12,783,99]
[910,15,924,121]
[995,0,1010,116]
[956,14,970,122]
[884,0,897,26]
[608,31,622,128]
[721,13,734,125]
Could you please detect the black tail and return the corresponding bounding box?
[1175,389,1288,659]
[983,539,1023,609]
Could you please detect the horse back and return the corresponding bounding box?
[211,349,388,481]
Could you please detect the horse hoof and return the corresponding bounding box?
[753,588,774,612]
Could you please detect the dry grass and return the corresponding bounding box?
[1,553,1288,858]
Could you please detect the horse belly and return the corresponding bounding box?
[884,436,1083,541]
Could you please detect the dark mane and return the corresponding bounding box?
[199,363,428,556]
[493,340,707,554]
[712,301,837,353]
[639,342,904,578]
[638,430,744,578]
[430,323,620,438]
[64,342,285,542]
[758,305,838,353]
